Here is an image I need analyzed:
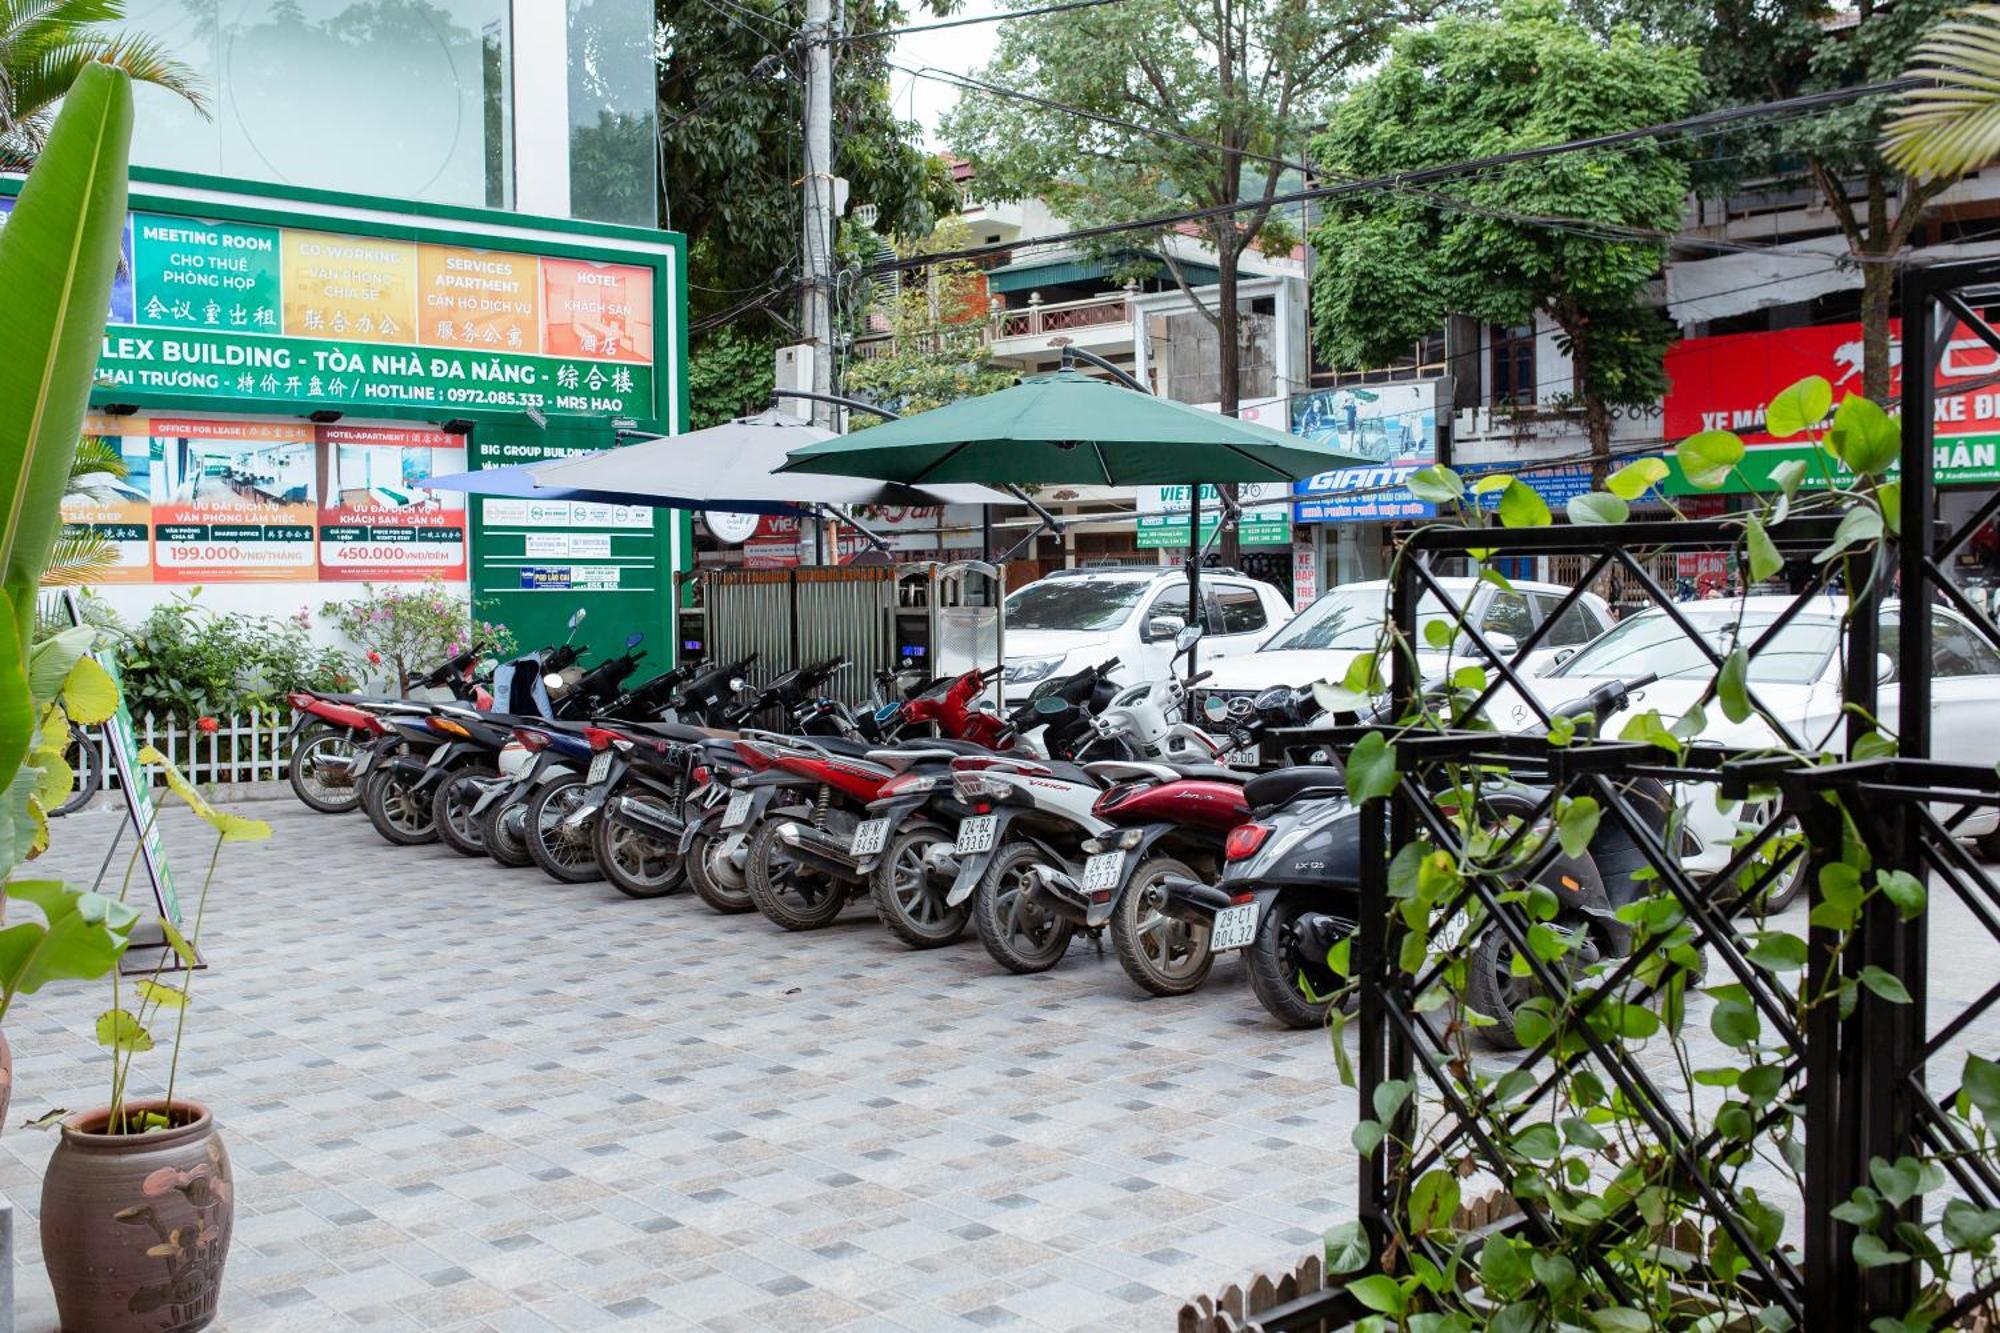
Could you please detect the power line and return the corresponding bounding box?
[830,0,1131,44]
[862,78,1926,278]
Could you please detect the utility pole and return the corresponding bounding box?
[801,0,837,431]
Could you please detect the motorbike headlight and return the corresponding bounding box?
[542,672,565,690]
[729,676,746,692]
[1004,656,1064,685]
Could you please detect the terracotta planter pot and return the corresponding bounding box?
[41,1099,232,1333]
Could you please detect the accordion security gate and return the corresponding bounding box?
[1236,264,2000,1330]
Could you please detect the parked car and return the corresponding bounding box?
[1479,594,2000,905]
[1192,576,1614,742]
[1000,567,1291,705]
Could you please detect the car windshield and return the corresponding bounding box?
[1004,579,1151,632]
[1551,610,1838,684]
[1262,587,1448,651]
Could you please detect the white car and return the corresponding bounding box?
[1193,576,1615,722]
[1482,594,2000,900]
[1001,567,1292,705]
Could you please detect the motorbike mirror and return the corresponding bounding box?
[1034,696,1070,715]
[568,609,587,629]
[477,657,499,675]
[1173,623,1203,655]
[729,676,747,692]
[1202,695,1231,724]
[626,631,645,649]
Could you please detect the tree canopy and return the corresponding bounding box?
[1309,0,1702,466]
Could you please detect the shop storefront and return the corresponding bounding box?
[1288,382,1441,598]
[21,168,688,656]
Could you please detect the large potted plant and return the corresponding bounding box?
[38,746,265,1332]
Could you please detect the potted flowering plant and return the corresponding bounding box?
[38,749,267,1333]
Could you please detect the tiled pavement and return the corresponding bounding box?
[7,801,1362,1332]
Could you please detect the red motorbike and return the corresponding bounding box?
[284,646,491,814]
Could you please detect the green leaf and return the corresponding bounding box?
[1497,478,1551,529]
[95,1007,153,1053]
[1409,1168,1460,1236]
[0,881,138,999]
[1746,931,1808,973]
[1853,1233,1910,1269]
[1745,515,1783,584]
[1591,1311,1652,1332]
[1555,796,1600,859]
[1450,664,1486,692]
[1765,376,1832,439]
[1343,732,1398,803]
[1771,458,1808,500]
[157,916,198,969]
[1423,618,1453,650]
[0,592,30,812]
[1345,1274,1405,1315]
[1676,429,1746,489]
[1372,1078,1412,1122]
[1605,457,1669,501]
[1814,505,1884,565]
[1513,1122,1561,1161]
[1406,465,1463,504]
[1942,1199,2000,1248]
[1853,730,1898,760]
[135,978,187,1010]
[1546,714,1576,747]
[60,655,117,725]
[1342,651,1382,696]
[1827,393,1899,476]
[1566,491,1629,526]
[1859,966,1911,1004]
[1352,1118,1385,1156]
[26,626,95,706]
[1964,1054,2000,1124]
[1323,1220,1370,1276]
[0,66,135,653]
[1472,473,1516,496]
[1717,646,1753,724]
[1712,998,1761,1048]
[1876,870,1925,920]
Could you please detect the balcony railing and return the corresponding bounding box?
[991,293,1131,341]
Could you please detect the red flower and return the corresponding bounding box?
[195,716,219,734]
[367,650,383,665]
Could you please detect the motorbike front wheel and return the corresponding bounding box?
[745,816,849,930]
[360,767,438,846]
[687,817,757,913]
[593,793,686,899]
[972,841,1075,973]
[432,763,497,858]
[525,773,603,883]
[288,726,362,815]
[1110,855,1213,997]
[1465,925,1542,1051]
[1245,892,1353,1029]
[868,822,967,949]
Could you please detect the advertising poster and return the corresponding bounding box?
[60,414,156,584]
[1665,319,2000,489]
[1290,383,1439,523]
[149,418,319,582]
[541,258,653,363]
[0,196,135,321]
[132,213,280,333]
[281,230,418,342]
[316,424,469,580]
[1136,483,1291,549]
[418,244,540,353]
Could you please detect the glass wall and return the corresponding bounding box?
[566,0,659,227]
[125,0,515,209]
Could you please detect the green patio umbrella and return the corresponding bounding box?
[778,368,1373,674]
[776,369,1370,486]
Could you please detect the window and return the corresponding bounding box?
[1215,586,1268,636]
[1004,579,1150,631]
[1144,586,1207,636]
[1317,331,1448,388]
[1533,594,1601,647]
[1490,324,1536,407]
[1479,591,1535,642]
[1931,612,2000,677]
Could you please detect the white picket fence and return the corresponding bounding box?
[77,707,302,792]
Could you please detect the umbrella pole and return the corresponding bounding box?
[1186,480,1200,679]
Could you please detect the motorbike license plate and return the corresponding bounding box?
[1225,745,1260,768]
[955,815,998,855]
[850,818,891,857]
[1210,901,1259,952]
[351,748,376,778]
[1433,909,1471,953]
[1082,850,1125,892]
[587,752,611,784]
[720,789,754,828]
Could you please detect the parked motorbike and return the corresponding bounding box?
[285,645,490,813]
[1174,673,1667,1031]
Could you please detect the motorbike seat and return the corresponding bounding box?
[618,719,713,744]
[901,738,993,756]
[1038,760,1101,785]
[1244,766,1347,808]
[792,734,878,758]
[1170,764,1252,785]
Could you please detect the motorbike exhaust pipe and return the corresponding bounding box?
[1160,876,1233,920]
[774,821,863,878]
[604,795,686,841]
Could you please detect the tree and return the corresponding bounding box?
[1584,0,1956,402]
[0,0,204,163]
[1308,0,1702,480]
[689,326,779,428]
[941,0,1419,425]
[843,221,1017,422]
[1883,6,2000,181]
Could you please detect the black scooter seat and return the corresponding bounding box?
[1244,766,1346,807]
[617,719,713,744]
[1037,760,1099,785]
[894,738,993,757]
[799,735,879,758]
[1171,764,1251,785]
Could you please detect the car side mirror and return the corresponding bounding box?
[1463,631,1518,659]
[1876,652,1895,683]
[1552,647,1576,667]
[1145,615,1184,642]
